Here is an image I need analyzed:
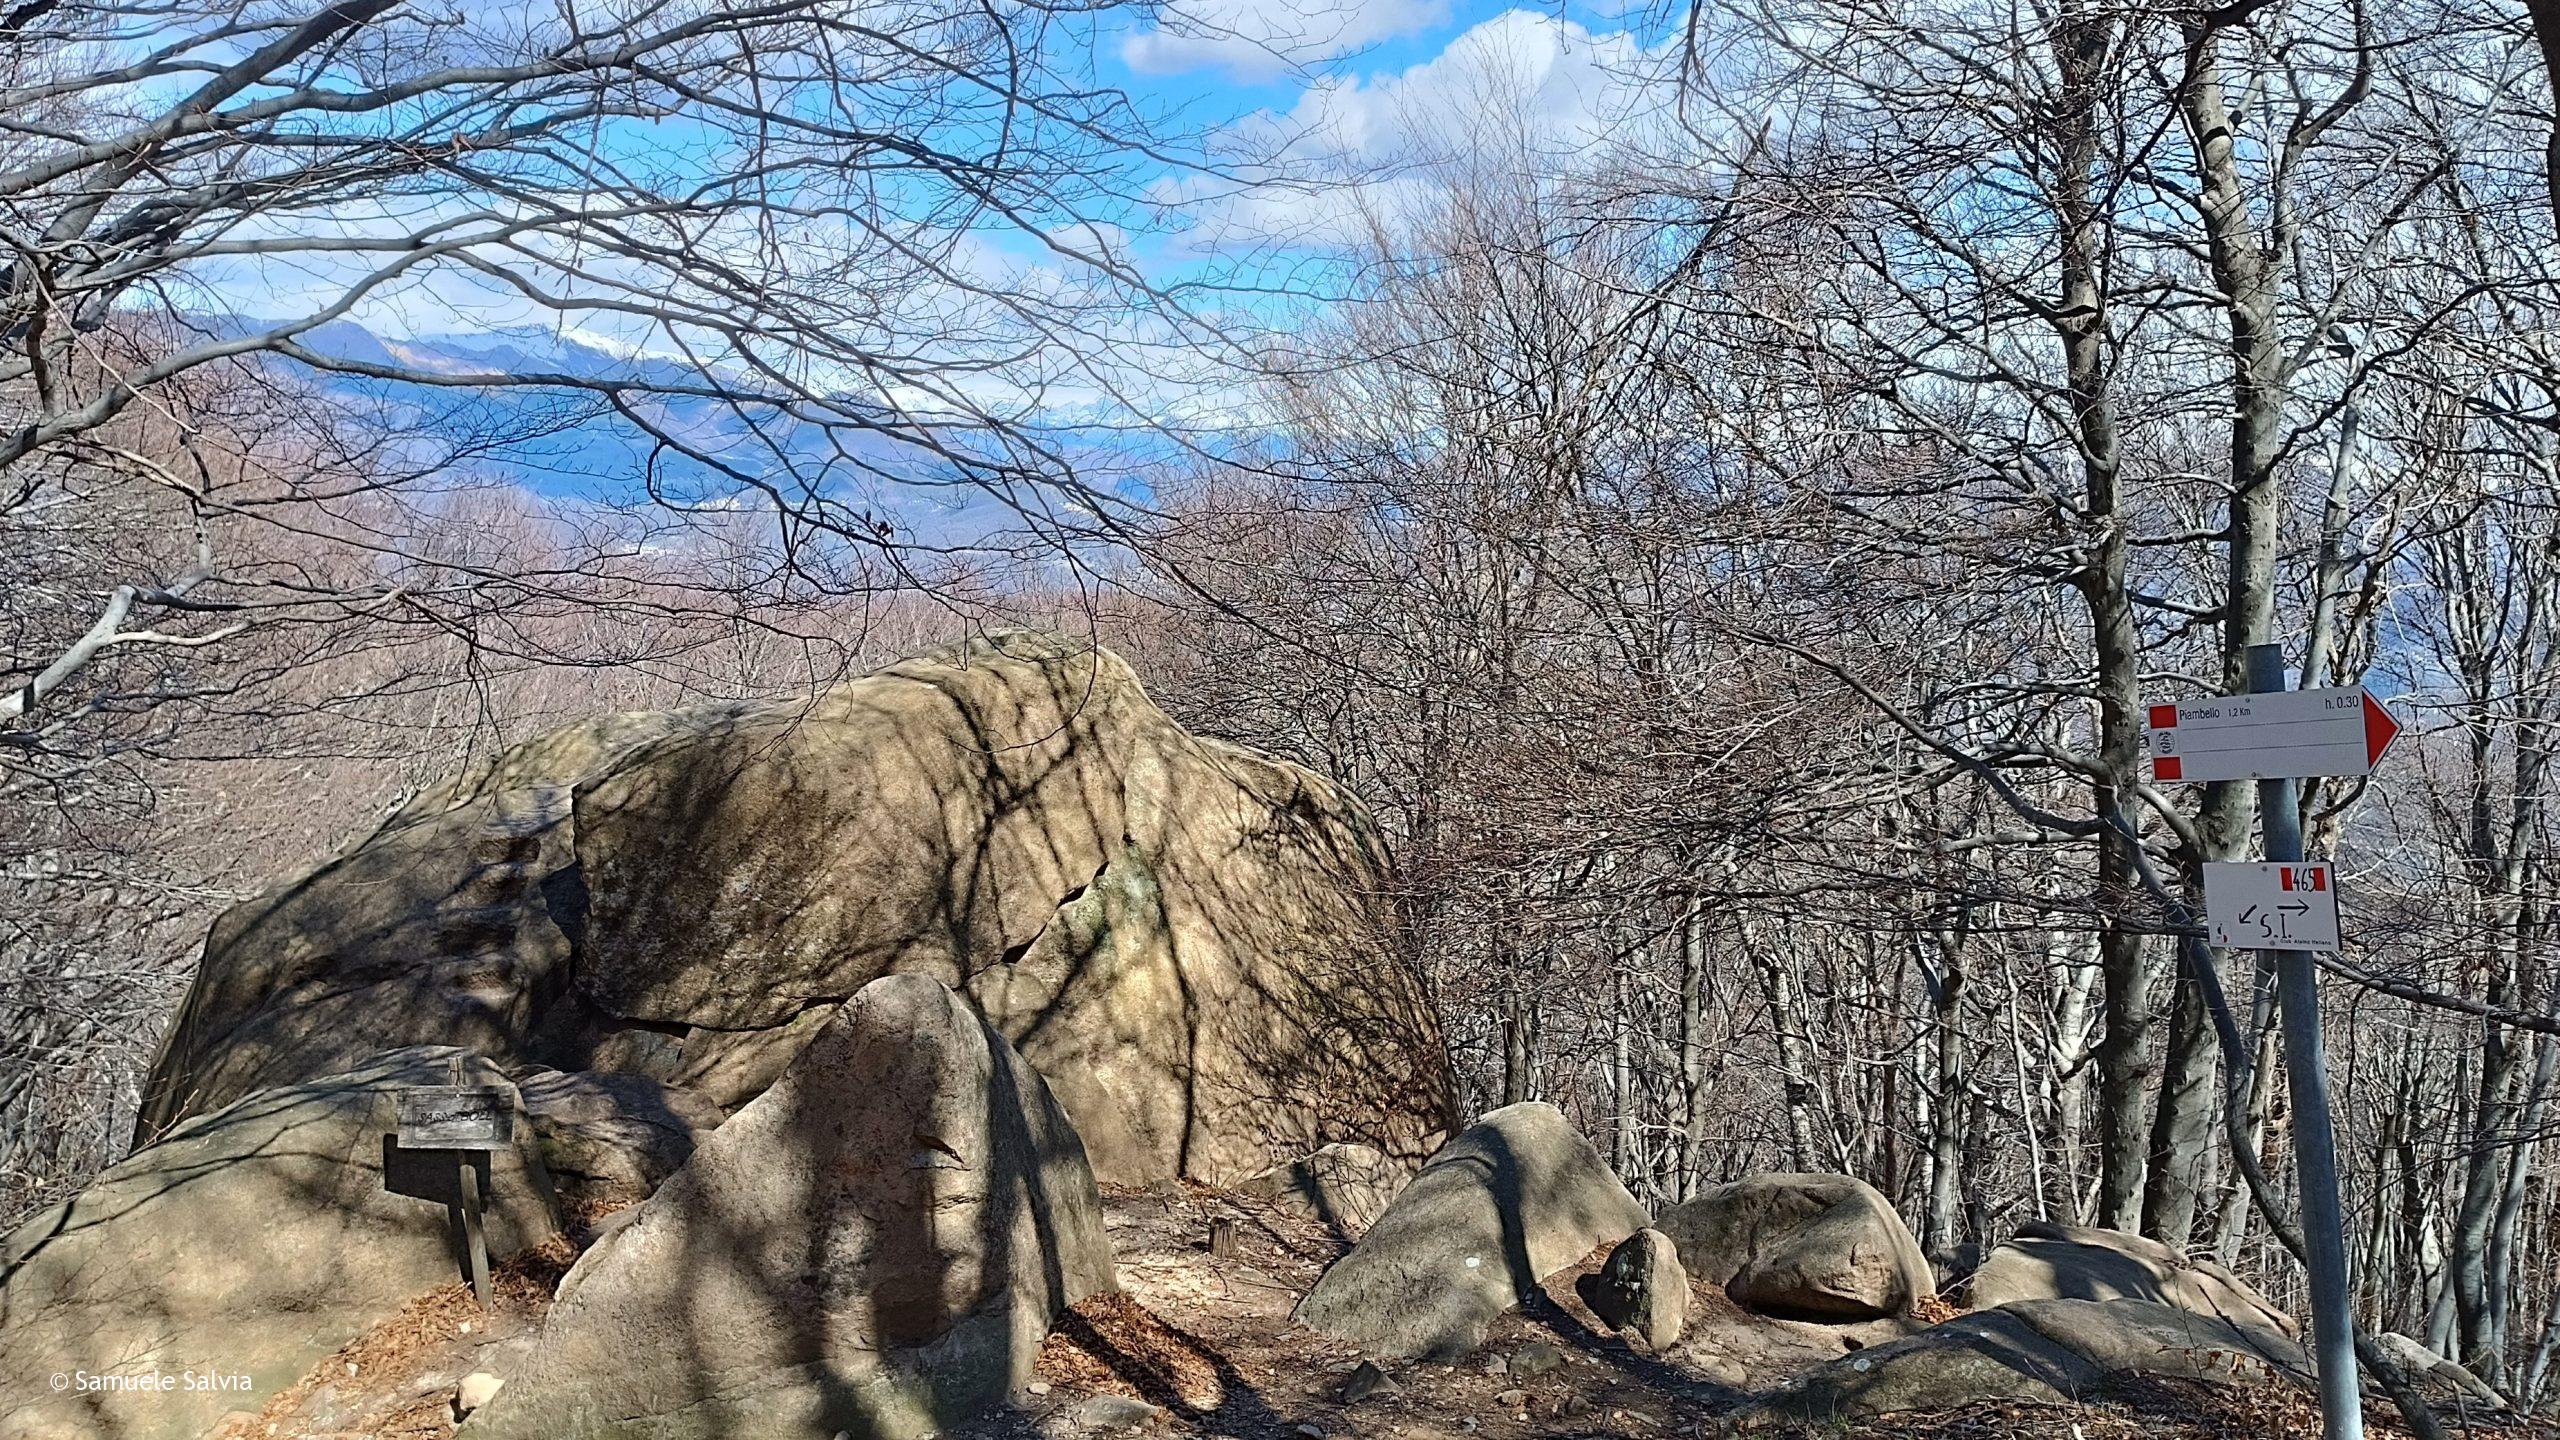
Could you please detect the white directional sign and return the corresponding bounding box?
[2204,861,2341,951]
[2146,686,2402,784]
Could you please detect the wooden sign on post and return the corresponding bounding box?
[396,1086,515,1150]
[397,1062,510,1308]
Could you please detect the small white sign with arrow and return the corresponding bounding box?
[2146,686,2402,784]
[2203,861,2341,951]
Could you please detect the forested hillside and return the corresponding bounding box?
[8,0,2560,1431]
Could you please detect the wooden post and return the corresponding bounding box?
[459,1156,491,1309]
[446,1057,491,1310]
[1207,1217,1236,1259]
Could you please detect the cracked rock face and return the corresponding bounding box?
[137,632,1456,1186]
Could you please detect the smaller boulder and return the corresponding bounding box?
[1964,1222,2297,1336]
[1728,1184,1934,1321]
[1069,1394,1164,1431]
[1509,1341,1566,1378]
[1295,1103,1646,1361]
[1575,1229,1688,1350]
[2371,1331,2505,1409]
[1657,1172,1861,1284]
[462,974,1114,1440]
[1731,1297,2309,1429]
[1656,1173,1933,1322]
[0,1047,558,1440]
[1236,1143,1407,1239]
[1340,1360,1400,1403]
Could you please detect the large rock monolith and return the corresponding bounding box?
[138,634,1456,1188]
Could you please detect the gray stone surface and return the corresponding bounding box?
[515,1068,724,1211]
[1575,1228,1689,1350]
[461,974,1114,1440]
[1727,1181,1936,1321]
[1236,1142,1409,1239]
[1656,1172,1934,1321]
[139,635,1457,1190]
[0,1048,559,1440]
[1734,1297,2310,1429]
[1295,1104,1646,1361]
[1963,1221,2298,1336]
[2372,1330,2506,1408]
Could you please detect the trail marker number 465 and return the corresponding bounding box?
[2203,861,2341,952]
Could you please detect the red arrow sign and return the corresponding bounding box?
[2362,691,2401,768]
[2147,686,2405,782]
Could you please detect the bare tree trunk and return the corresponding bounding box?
[1679,896,1712,1197]
[1750,918,1823,1170]
[2046,0,2159,1236]
[1923,924,1968,1260]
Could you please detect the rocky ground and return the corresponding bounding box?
[215,1182,2553,1440]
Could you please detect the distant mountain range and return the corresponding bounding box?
[235,318,1135,551]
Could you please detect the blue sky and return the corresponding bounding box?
[207,0,1680,539]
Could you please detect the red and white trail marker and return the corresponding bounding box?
[2145,686,2402,784]
[2203,861,2341,951]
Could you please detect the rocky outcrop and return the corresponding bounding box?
[137,633,1456,1187]
[1657,1173,1934,1321]
[1295,1103,1647,1361]
[2370,1331,2506,1409]
[515,1068,724,1213]
[1734,1297,2310,1428]
[1576,1228,1688,1351]
[462,974,1114,1440]
[1235,1142,1408,1239]
[1963,1222,2298,1336]
[0,1049,559,1440]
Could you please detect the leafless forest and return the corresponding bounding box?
[12,0,2560,1415]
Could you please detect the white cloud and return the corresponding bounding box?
[1121,0,1455,82]
[1171,10,1672,252]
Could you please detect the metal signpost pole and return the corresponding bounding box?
[2248,642,2361,1439]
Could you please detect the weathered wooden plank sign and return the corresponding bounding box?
[396,1085,515,1150]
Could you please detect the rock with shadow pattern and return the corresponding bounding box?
[1235,1142,1410,1239]
[2369,1330,2506,1409]
[1656,1172,1935,1322]
[1575,1228,1688,1350]
[1293,1102,1646,1362]
[460,973,1112,1440]
[137,632,1456,1190]
[1728,1296,2311,1428]
[1961,1221,2298,1336]
[514,1067,725,1213]
[0,1047,558,1440]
